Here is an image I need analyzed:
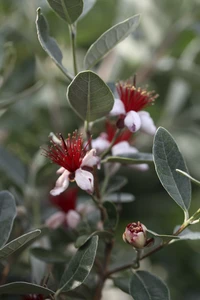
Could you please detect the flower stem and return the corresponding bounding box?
[69,24,78,75]
[100,129,121,159]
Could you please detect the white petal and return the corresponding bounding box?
[91,136,110,153]
[110,98,126,116]
[131,164,149,171]
[81,149,99,167]
[75,168,94,194]
[50,170,69,196]
[112,141,138,156]
[66,210,80,229]
[56,167,65,174]
[76,202,95,215]
[124,111,141,132]
[138,111,156,135]
[49,132,61,144]
[45,211,66,229]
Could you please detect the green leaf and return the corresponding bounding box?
[84,14,140,69]
[105,193,135,203]
[36,8,73,80]
[102,153,153,164]
[129,271,170,300]
[113,277,129,294]
[174,227,200,241]
[153,127,191,213]
[0,146,26,187]
[47,0,83,24]
[0,229,41,259]
[57,235,98,294]
[146,229,179,242]
[30,247,69,263]
[75,230,113,248]
[176,169,200,187]
[67,70,114,122]
[79,0,96,20]
[0,282,54,295]
[103,201,118,231]
[0,191,16,248]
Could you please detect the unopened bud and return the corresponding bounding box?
[123,221,147,249]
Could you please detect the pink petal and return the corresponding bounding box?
[91,136,110,153]
[81,149,99,167]
[110,99,126,116]
[75,168,94,194]
[45,211,66,229]
[49,132,61,144]
[112,141,138,156]
[124,111,141,132]
[50,170,69,196]
[66,210,80,229]
[138,111,156,135]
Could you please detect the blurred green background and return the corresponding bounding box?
[0,0,200,299]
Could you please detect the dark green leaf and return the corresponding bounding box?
[113,277,129,294]
[153,127,191,212]
[30,247,69,263]
[79,0,96,20]
[57,235,98,294]
[36,8,73,80]
[47,0,83,24]
[103,201,118,231]
[0,229,41,259]
[0,191,16,248]
[129,271,170,300]
[102,153,153,164]
[67,71,114,122]
[84,14,140,69]
[0,146,26,187]
[75,230,113,248]
[0,282,54,295]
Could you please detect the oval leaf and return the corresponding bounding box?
[47,0,83,24]
[102,153,153,164]
[84,14,140,69]
[103,201,118,231]
[36,8,73,80]
[0,282,54,295]
[67,71,114,122]
[0,146,26,187]
[78,0,96,20]
[0,229,41,259]
[0,191,16,248]
[174,226,200,241]
[30,247,69,263]
[153,127,191,212]
[176,169,200,187]
[57,235,98,294]
[75,230,113,248]
[129,271,170,300]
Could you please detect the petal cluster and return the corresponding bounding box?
[123,221,147,248]
[43,132,99,195]
[110,80,158,134]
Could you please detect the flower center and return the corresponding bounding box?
[43,131,90,173]
[127,221,143,233]
[106,121,132,143]
[116,81,158,113]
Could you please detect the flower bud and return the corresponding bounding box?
[123,221,147,249]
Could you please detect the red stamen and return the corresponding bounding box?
[43,131,90,173]
[105,121,132,144]
[116,80,158,113]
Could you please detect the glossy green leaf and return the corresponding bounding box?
[153,127,191,212]
[0,191,16,248]
[103,201,118,231]
[102,153,153,164]
[67,70,114,122]
[30,247,69,263]
[57,235,98,294]
[75,230,112,248]
[36,8,73,80]
[0,282,54,295]
[0,146,26,187]
[84,14,140,69]
[129,271,170,300]
[0,229,41,259]
[79,0,96,20]
[176,169,200,187]
[47,0,83,24]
